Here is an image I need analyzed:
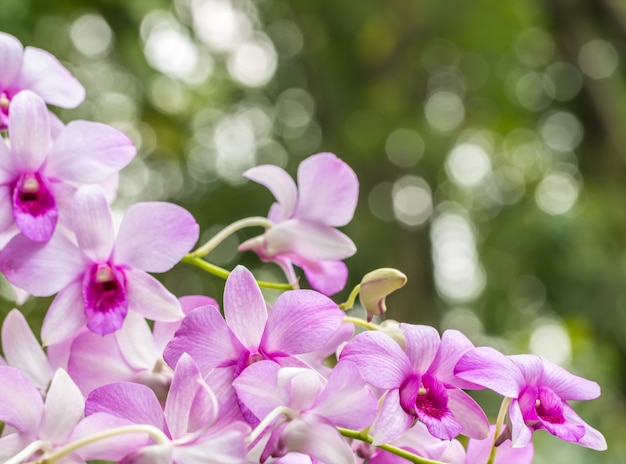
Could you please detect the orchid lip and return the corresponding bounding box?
[83,262,129,335]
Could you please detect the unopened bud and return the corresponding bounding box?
[359,268,407,321]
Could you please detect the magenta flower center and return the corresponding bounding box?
[83,262,128,335]
[13,172,56,217]
[399,374,449,419]
[535,386,566,425]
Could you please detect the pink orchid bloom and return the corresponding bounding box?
[0,32,84,129]
[0,90,135,244]
[465,425,534,464]
[84,353,249,463]
[163,265,345,378]
[0,184,199,344]
[340,324,489,444]
[233,360,377,464]
[455,348,607,451]
[239,152,358,295]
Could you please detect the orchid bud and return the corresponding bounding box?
[358,268,407,321]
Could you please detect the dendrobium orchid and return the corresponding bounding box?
[0,32,84,129]
[340,324,490,444]
[233,360,377,464]
[0,184,199,344]
[455,348,607,451]
[239,152,358,295]
[0,90,135,244]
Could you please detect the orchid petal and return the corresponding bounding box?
[165,353,203,439]
[171,425,248,464]
[115,312,159,370]
[0,231,84,296]
[223,265,267,350]
[12,171,58,242]
[429,329,479,389]
[1,309,53,389]
[401,323,440,374]
[7,90,50,170]
[72,185,115,262]
[0,365,43,433]
[0,32,24,87]
[261,289,344,357]
[509,400,533,448]
[19,46,85,108]
[244,164,298,221]
[163,306,244,374]
[297,258,348,296]
[114,202,198,273]
[538,358,601,401]
[509,354,543,385]
[41,369,84,443]
[233,360,283,420]
[0,142,15,183]
[454,347,525,397]
[370,389,414,445]
[295,153,358,227]
[313,361,377,429]
[284,415,356,464]
[41,280,87,346]
[0,187,15,233]
[446,388,490,439]
[263,219,356,260]
[85,382,166,431]
[46,121,135,183]
[125,268,184,322]
[340,330,411,389]
[562,403,607,450]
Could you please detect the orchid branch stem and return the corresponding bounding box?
[6,440,46,464]
[339,284,361,310]
[337,427,444,464]
[343,315,379,331]
[487,396,512,464]
[31,424,169,464]
[190,217,274,258]
[181,255,295,291]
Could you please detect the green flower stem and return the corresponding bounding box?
[339,284,361,310]
[189,217,274,258]
[487,396,512,464]
[337,427,444,464]
[30,424,169,464]
[343,315,379,331]
[181,254,295,291]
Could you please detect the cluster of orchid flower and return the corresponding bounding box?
[0,31,607,464]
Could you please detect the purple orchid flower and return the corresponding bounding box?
[84,353,249,463]
[163,265,345,378]
[0,90,135,244]
[339,324,489,444]
[455,348,607,450]
[0,32,84,129]
[233,360,377,464]
[239,152,358,295]
[0,184,199,344]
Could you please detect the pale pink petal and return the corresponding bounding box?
[284,415,356,464]
[339,330,411,389]
[232,360,284,420]
[113,202,198,273]
[0,139,17,182]
[295,152,358,227]
[1,309,53,389]
[562,403,607,450]
[72,185,115,262]
[7,90,50,170]
[263,219,356,260]
[172,424,248,463]
[68,331,135,395]
[509,354,543,385]
[401,323,440,374]
[0,433,29,462]
[538,358,601,401]
[115,312,159,370]
[85,382,166,431]
[0,366,43,433]
[45,121,135,183]
[125,268,184,322]
[261,289,344,357]
[454,347,525,398]
[466,425,534,464]
[0,32,23,87]
[41,369,84,443]
[429,329,478,389]
[312,361,377,429]
[509,400,533,448]
[296,258,348,296]
[164,353,205,439]
[244,164,298,221]
[370,389,414,445]
[163,306,244,374]
[223,265,267,350]
[446,388,489,439]
[19,46,85,107]
[41,280,87,346]
[0,231,85,296]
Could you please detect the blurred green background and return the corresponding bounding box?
[1,0,625,461]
